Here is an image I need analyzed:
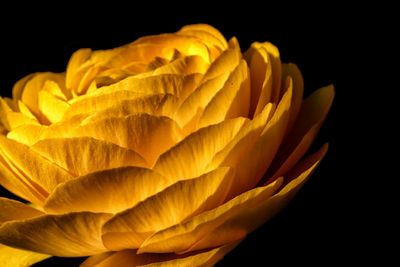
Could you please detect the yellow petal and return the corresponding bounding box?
[6,124,46,146]
[81,94,179,125]
[44,167,170,214]
[0,197,44,224]
[243,43,273,117]
[32,137,147,176]
[38,90,70,123]
[0,158,46,205]
[0,212,112,257]
[101,167,234,250]
[78,73,201,105]
[198,59,251,128]
[66,48,92,90]
[200,37,241,83]
[11,73,36,106]
[0,244,51,267]
[206,102,274,171]
[0,135,75,194]
[153,55,208,75]
[255,42,282,103]
[94,68,131,87]
[81,241,239,267]
[17,101,37,121]
[138,178,283,254]
[75,114,182,166]
[153,117,247,182]
[226,82,292,200]
[178,24,228,50]
[0,98,39,131]
[281,63,304,135]
[174,72,230,133]
[181,144,328,253]
[265,85,334,182]
[131,34,211,63]
[20,72,65,118]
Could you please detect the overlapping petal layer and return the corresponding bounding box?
[0,24,333,266]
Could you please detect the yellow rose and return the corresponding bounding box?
[0,24,334,266]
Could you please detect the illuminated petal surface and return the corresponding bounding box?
[0,211,112,257]
[101,167,234,250]
[0,244,50,267]
[81,240,240,267]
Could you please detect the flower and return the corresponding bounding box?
[0,24,334,266]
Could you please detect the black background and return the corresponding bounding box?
[0,3,380,266]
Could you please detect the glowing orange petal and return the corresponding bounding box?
[266,85,334,182]
[81,241,240,267]
[44,167,170,214]
[152,117,247,182]
[243,43,273,117]
[0,244,50,267]
[138,178,282,254]
[101,167,234,250]
[0,135,74,194]
[0,212,112,257]
[32,137,147,176]
[153,55,208,75]
[182,144,328,253]
[20,72,65,118]
[66,48,92,90]
[198,59,251,128]
[0,197,44,223]
[0,158,46,205]
[206,102,274,171]
[226,84,293,199]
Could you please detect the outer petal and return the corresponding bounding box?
[198,59,251,128]
[178,24,228,51]
[152,117,248,181]
[265,85,334,183]
[31,137,147,176]
[44,167,170,214]
[0,244,51,267]
[81,241,240,267]
[0,197,44,223]
[139,143,327,254]
[244,42,273,118]
[226,83,293,199]
[181,144,329,253]
[0,198,50,266]
[0,212,112,257]
[101,167,234,250]
[205,102,274,171]
[0,135,74,195]
[138,178,283,254]
[0,158,45,205]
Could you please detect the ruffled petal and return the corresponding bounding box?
[181,144,329,253]
[198,59,251,128]
[0,135,75,195]
[44,167,170,214]
[152,117,247,182]
[265,85,334,183]
[0,197,44,223]
[0,212,112,257]
[81,241,239,267]
[138,178,283,254]
[226,84,293,199]
[101,167,234,250]
[0,244,51,267]
[32,137,147,176]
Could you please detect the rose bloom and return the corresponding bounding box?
[0,24,333,266]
